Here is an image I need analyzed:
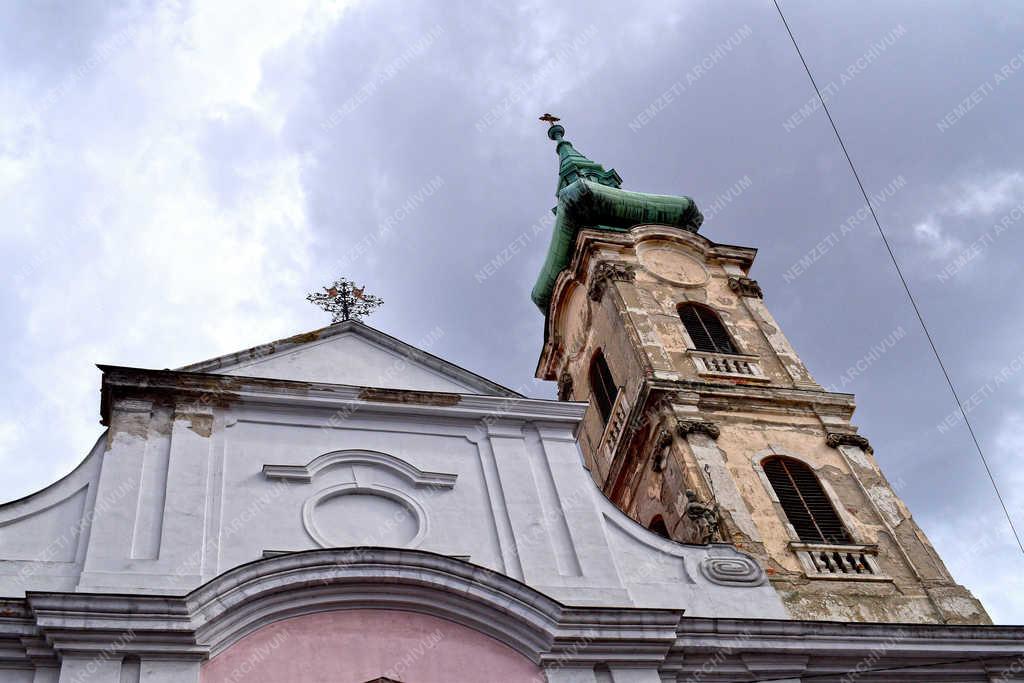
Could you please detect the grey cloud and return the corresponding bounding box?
[2,0,1023,621]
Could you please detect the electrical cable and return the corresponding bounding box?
[772,0,1024,555]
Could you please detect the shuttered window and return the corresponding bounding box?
[589,350,618,423]
[762,457,852,544]
[678,303,737,354]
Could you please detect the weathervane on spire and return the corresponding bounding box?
[539,113,560,126]
[307,277,383,323]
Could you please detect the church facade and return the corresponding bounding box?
[0,126,1022,681]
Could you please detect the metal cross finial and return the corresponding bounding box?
[306,277,383,323]
[539,113,560,126]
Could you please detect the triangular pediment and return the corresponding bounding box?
[179,321,518,397]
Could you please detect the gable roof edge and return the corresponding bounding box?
[177,320,522,398]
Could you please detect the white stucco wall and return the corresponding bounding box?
[0,325,784,619]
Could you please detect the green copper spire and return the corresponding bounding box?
[547,123,622,195]
[530,118,704,314]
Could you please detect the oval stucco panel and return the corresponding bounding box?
[637,243,708,286]
[312,491,418,547]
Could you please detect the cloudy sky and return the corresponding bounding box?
[2,0,1023,622]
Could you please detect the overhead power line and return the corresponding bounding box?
[771,0,1024,555]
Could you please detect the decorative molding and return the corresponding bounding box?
[728,275,763,299]
[652,429,673,472]
[25,548,682,663]
[301,482,427,549]
[684,490,722,545]
[557,369,574,401]
[826,432,873,454]
[262,449,458,487]
[99,365,588,426]
[587,262,635,302]
[262,451,456,551]
[675,418,721,440]
[174,401,214,416]
[11,550,1023,678]
[699,551,766,587]
[112,398,153,414]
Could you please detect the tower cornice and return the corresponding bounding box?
[536,224,758,378]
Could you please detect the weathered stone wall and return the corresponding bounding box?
[538,224,990,625]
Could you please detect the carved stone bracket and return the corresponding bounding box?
[588,262,635,302]
[728,275,764,299]
[557,369,574,401]
[826,432,873,454]
[652,429,674,472]
[675,418,721,440]
[685,489,722,544]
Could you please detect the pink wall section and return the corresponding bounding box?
[200,608,544,683]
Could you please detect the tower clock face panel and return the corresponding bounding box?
[637,243,710,287]
[560,282,591,361]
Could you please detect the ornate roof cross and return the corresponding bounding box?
[539,112,561,126]
[306,277,383,323]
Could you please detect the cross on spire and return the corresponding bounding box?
[307,277,383,323]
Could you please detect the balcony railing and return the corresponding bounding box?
[790,542,888,580]
[597,388,631,464]
[688,350,768,381]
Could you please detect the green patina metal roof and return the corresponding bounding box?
[530,123,704,314]
[550,123,623,194]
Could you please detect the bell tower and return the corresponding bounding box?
[532,121,990,625]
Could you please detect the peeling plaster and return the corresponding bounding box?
[541,227,991,625]
[868,484,904,527]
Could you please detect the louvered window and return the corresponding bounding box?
[678,303,737,354]
[762,457,852,544]
[589,350,618,423]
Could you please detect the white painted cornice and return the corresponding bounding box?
[20,548,681,665]
[6,552,1024,678]
[98,365,587,427]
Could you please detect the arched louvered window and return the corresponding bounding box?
[762,457,852,544]
[589,350,618,423]
[678,303,737,354]
[647,515,671,539]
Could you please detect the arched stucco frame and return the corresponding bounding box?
[20,548,691,676]
[263,450,457,550]
[188,549,562,660]
[262,449,458,488]
[750,447,861,545]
